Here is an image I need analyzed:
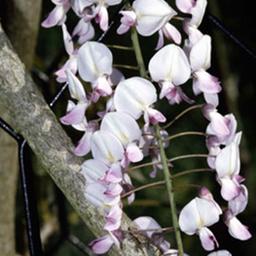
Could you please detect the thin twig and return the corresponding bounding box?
[163,104,203,130]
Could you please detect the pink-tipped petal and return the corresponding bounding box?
[146,107,166,124]
[220,177,240,201]
[89,235,114,254]
[198,227,219,251]
[228,185,248,216]
[175,0,196,13]
[41,6,66,28]
[78,41,113,83]
[162,23,182,44]
[155,30,165,50]
[104,205,123,231]
[97,6,109,31]
[74,132,92,156]
[225,213,252,241]
[60,103,86,125]
[194,71,221,94]
[62,23,74,55]
[126,143,143,163]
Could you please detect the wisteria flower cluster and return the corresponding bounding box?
[42,0,251,255]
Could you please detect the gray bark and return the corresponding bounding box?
[0,23,156,256]
[0,1,42,255]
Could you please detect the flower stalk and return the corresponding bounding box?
[130,27,184,255]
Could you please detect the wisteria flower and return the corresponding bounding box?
[60,70,89,125]
[101,112,143,166]
[215,132,242,201]
[117,0,181,48]
[78,41,113,101]
[149,44,192,104]
[42,0,71,28]
[189,35,222,106]
[179,197,221,251]
[114,77,166,124]
[176,0,207,32]
[91,130,124,183]
[72,19,95,44]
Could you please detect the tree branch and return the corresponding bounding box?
[0,24,155,256]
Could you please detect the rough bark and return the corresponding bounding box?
[0,1,42,255]
[0,24,156,256]
[0,0,42,69]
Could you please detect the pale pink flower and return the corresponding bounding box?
[42,0,70,28]
[89,232,120,254]
[179,197,221,251]
[72,19,95,44]
[215,133,242,201]
[149,44,192,105]
[101,112,143,166]
[114,77,166,124]
[78,41,113,101]
[60,70,89,125]
[224,210,251,241]
[117,0,181,48]
[190,35,221,106]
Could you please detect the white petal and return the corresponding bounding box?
[78,41,113,82]
[133,0,177,36]
[228,185,248,216]
[149,44,191,86]
[198,227,218,251]
[188,0,207,28]
[114,77,157,119]
[91,130,124,164]
[215,141,240,178]
[190,35,211,72]
[226,216,252,241]
[81,159,109,183]
[101,112,141,146]
[66,70,86,101]
[207,250,232,256]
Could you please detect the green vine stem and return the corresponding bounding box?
[130,27,184,255]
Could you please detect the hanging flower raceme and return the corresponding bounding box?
[117,0,181,49]
[41,0,71,28]
[215,132,242,201]
[100,112,143,167]
[189,35,222,106]
[149,44,192,105]
[114,77,166,125]
[179,196,222,251]
[78,41,113,102]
